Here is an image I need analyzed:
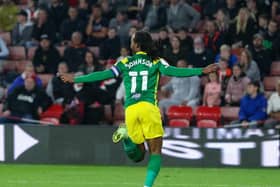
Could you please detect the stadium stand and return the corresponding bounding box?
[196,106,221,128]
[166,105,193,127]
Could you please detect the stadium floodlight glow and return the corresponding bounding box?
[0,125,4,162]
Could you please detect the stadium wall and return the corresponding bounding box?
[0,124,279,168]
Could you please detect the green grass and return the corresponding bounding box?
[0,164,279,187]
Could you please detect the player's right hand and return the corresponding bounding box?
[59,73,75,83]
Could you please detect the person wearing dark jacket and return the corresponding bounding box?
[33,34,61,74]
[100,27,121,60]
[63,32,88,72]
[239,81,267,126]
[1,76,52,123]
[60,7,86,44]
[31,8,56,43]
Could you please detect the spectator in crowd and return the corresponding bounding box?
[224,0,239,20]
[31,8,56,44]
[201,0,224,19]
[1,75,51,123]
[163,36,187,66]
[49,0,68,34]
[125,0,150,20]
[218,58,232,104]
[46,62,73,103]
[11,9,33,47]
[214,8,230,33]
[203,20,224,55]
[167,0,200,32]
[8,63,42,95]
[159,59,201,112]
[0,37,9,60]
[63,32,88,72]
[116,46,130,62]
[246,0,258,21]
[257,14,268,35]
[100,27,121,60]
[177,28,193,52]
[203,72,221,107]
[100,0,115,21]
[263,19,280,60]
[25,0,39,22]
[109,11,131,47]
[78,0,90,21]
[225,64,250,106]
[143,0,167,32]
[215,44,238,68]
[239,81,267,126]
[267,80,280,121]
[86,4,108,46]
[271,0,280,21]
[187,37,214,68]
[228,7,257,48]
[157,27,170,55]
[248,33,272,79]
[80,50,102,74]
[239,49,261,82]
[60,72,110,124]
[33,34,61,74]
[60,6,86,45]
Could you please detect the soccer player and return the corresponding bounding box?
[61,31,217,187]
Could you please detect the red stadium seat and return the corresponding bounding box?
[40,117,60,125]
[0,32,11,46]
[37,74,54,87]
[9,46,26,60]
[270,61,280,76]
[2,60,17,71]
[263,76,280,91]
[166,105,193,127]
[88,46,100,57]
[56,46,65,57]
[40,104,64,119]
[113,103,125,124]
[27,47,37,60]
[196,106,221,128]
[221,107,240,125]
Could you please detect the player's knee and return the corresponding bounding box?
[132,151,145,163]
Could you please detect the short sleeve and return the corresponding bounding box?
[111,57,128,77]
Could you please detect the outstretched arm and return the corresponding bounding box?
[159,60,218,77]
[60,69,115,83]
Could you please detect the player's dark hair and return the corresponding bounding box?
[133,31,159,61]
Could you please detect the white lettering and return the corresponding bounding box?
[206,142,255,165]
[173,128,189,139]
[17,94,34,103]
[162,140,202,159]
[243,129,264,138]
[216,128,242,139]
[261,140,280,167]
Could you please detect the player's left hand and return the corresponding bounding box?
[202,63,219,74]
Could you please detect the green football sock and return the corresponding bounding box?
[122,137,144,162]
[144,154,161,187]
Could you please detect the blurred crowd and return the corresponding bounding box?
[0,0,279,126]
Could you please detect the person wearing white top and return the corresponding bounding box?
[267,79,280,121]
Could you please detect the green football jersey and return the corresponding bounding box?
[112,51,163,107]
[75,51,203,108]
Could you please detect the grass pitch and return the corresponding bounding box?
[0,164,279,187]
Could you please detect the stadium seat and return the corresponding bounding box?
[88,46,100,58]
[2,60,17,72]
[166,105,193,127]
[103,104,113,123]
[40,104,64,119]
[221,106,240,125]
[0,32,11,46]
[196,106,221,128]
[9,46,26,60]
[27,47,37,60]
[231,48,243,60]
[270,61,280,76]
[37,74,54,87]
[40,117,60,125]
[16,60,30,73]
[56,46,65,57]
[263,76,280,91]
[113,102,125,125]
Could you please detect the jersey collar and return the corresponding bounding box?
[136,51,147,55]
